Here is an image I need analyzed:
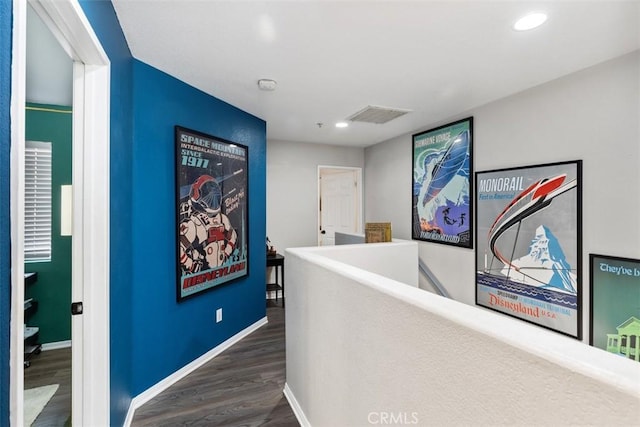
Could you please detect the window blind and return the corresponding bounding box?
[25,140,52,261]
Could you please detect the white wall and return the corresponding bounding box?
[308,240,418,287]
[285,245,640,427]
[266,139,364,252]
[364,51,640,334]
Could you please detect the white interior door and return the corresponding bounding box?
[319,169,359,245]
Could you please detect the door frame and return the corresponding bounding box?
[10,0,111,425]
[317,165,363,245]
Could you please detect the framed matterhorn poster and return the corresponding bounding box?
[475,160,582,339]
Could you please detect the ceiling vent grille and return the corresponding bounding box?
[347,105,412,124]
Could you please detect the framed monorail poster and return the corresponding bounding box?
[175,126,248,301]
[590,254,640,362]
[412,117,473,249]
[475,160,582,338]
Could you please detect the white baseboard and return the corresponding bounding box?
[124,316,269,427]
[283,383,311,427]
[41,340,72,351]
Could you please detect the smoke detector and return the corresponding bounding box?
[347,105,411,124]
[257,79,277,91]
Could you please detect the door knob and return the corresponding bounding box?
[71,302,83,315]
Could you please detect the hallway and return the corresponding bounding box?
[131,303,298,426]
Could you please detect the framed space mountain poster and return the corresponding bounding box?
[475,160,582,338]
[175,126,248,301]
[412,117,473,249]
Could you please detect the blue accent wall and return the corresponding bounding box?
[81,2,266,424]
[0,1,12,424]
[131,60,267,395]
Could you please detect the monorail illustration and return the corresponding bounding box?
[487,174,577,271]
[422,130,470,206]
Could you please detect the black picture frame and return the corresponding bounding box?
[412,117,473,249]
[175,126,249,301]
[589,253,640,362]
[475,160,582,339]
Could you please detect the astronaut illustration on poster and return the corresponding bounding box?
[175,126,248,300]
[178,175,238,271]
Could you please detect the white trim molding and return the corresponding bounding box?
[41,340,72,351]
[74,58,111,427]
[10,1,28,425]
[28,0,108,64]
[124,316,269,427]
[283,383,311,427]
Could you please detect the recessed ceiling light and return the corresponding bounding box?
[513,12,547,31]
[335,122,349,128]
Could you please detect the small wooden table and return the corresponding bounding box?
[266,254,285,307]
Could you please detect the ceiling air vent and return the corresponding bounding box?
[347,105,412,124]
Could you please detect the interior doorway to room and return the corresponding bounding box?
[22,4,73,426]
[317,166,363,245]
[11,0,110,426]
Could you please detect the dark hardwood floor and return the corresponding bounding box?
[132,302,299,427]
[24,347,71,427]
[20,303,293,427]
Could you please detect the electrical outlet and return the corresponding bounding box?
[216,308,223,323]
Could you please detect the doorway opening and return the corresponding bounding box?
[317,166,363,246]
[22,4,74,425]
[10,0,111,425]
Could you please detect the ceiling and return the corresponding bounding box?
[30,1,640,148]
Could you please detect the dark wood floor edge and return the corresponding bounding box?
[283,383,311,427]
[124,315,269,426]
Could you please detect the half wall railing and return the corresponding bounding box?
[284,242,640,427]
[334,232,450,298]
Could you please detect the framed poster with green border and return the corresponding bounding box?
[589,254,640,363]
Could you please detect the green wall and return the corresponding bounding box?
[24,103,72,344]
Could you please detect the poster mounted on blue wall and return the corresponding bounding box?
[412,117,473,249]
[175,126,249,301]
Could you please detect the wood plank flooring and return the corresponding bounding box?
[132,302,299,426]
[24,347,71,427]
[21,304,293,426]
